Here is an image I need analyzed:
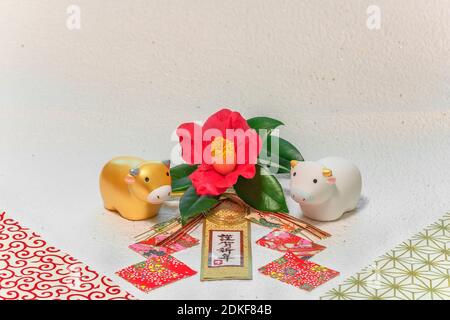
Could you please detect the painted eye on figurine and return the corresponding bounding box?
[313,179,318,184]
[145,177,150,183]
[166,172,170,176]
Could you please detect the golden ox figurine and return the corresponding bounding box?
[99,157,172,221]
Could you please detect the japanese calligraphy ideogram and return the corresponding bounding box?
[209,231,243,267]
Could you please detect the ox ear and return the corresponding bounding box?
[125,168,139,184]
[124,175,136,184]
[323,167,335,184]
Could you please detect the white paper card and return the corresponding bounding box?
[208,230,243,267]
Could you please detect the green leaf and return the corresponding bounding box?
[247,117,284,131]
[179,186,219,224]
[234,164,289,213]
[170,164,198,192]
[259,136,304,173]
[170,163,198,179]
[172,177,192,192]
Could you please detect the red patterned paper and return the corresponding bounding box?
[129,233,198,259]
[116,255,196,293]
[259,252,339,291]
[256,229,325,258]
[0,212,133,300]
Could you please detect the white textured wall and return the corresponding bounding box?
[2,1,450,118]
[2,0,450,160]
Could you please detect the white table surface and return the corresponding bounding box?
[1,109,449,300]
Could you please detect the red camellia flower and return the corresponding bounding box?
[177,109,262,196]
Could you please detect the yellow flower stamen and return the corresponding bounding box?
[210,136,236,175]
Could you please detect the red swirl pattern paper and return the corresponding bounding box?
[0,212,133,300]
[259,251,339,291]
[256,229,326,258]
[116,255,197,293]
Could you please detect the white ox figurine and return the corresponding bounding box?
[290,157,362,221]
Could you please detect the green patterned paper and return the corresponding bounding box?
[322,212,450,300]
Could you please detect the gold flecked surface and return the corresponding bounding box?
[200,200,252,281]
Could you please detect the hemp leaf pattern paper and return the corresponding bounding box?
[321,212,450,300]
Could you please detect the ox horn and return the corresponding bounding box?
[290,160,298,168]
[129,167,140,177]
[162,160,171,168]
[322,168,333,177]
